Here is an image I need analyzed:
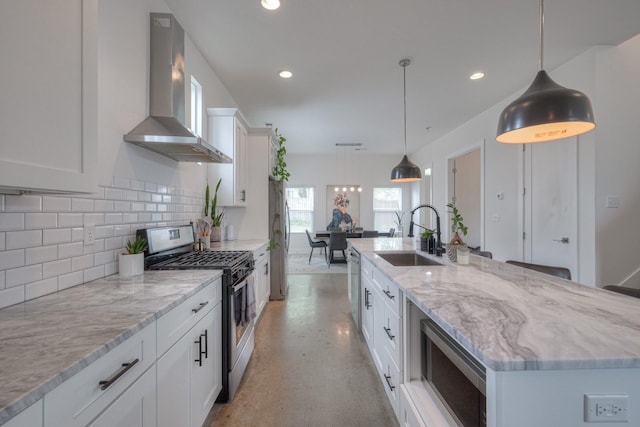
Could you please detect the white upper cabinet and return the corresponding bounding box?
[207,108,249,207]
[0,0,97,195]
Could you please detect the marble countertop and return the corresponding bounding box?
[350,238,640,372]
[209,239,269,253]
[0,269,223,424]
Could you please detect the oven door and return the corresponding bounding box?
[230,273,255,368]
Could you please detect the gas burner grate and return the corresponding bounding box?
[148,250,252,270]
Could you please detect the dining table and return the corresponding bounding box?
[314,231,391,239]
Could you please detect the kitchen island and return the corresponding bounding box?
[350,238,640,427]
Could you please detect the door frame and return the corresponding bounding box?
[445,139,485,248]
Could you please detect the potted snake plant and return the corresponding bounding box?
[119,236,147,277]
[210,178,224,243]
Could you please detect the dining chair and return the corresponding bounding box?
[361,230,379,238]
[505,260,571,280]
[327,231,348,267]
[305,229,327,264]
[388,228,395,237]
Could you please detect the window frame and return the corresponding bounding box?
[190,76,203,137]
[285,186,315,233]
[372,187,403,232]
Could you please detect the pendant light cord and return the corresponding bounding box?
[539,0,544,70]
[400,59,410,155]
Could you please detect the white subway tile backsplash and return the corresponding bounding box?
[25,213,58,229]
[0,286,24,309]
[43,228,71,245]
[0,250,25,270]
[123,190,138,201]
[0,271,5,289]
[58,242,84,259]
[25,278,58,300]
[5,195,42,212]
[131,202,145,211]
[71,228,83,242]
[0,232,5,250]
[123,213,138,223]
[138,213,152,222]
[71,198,94,212]
[105,213,123,225]
[105,262,118,276]
[114,225,131,237]
[104,188,123,200]
[43,196,71,212]
[162,213,173,221]
[84,239,104,255]
[95,250,114,266]
[58,213,83,228]
[131,179,144,191]
[95,226,114,239]
[0,195,4,212]
[43,259,71,279]
[137,192,151,202]
[94,200,115,212]
[114,201,130,212]
[145,204,157,212]
[84,265,104,283]
[0,213,25,231]
[151,194,162,203]
[6,230,42,249]
[25,246,57,265]
[6,265,42,287]
[157,185,168,194]
[58,271,83,291]
[157,204,167,212]
[151,213,163,222]
[83,213,105,226]
[105,237,124,251]
[72,254,93,271]
[145,182,157,192]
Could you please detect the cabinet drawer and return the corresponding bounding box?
[379,348,401,419]
[157,278,221,356]
[253,245,269,264]
[44,322,156,427]
[373,270,401,316]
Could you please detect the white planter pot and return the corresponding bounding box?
[210,226,222,243]
[119,253,144,277]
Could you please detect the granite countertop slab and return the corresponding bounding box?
[350,238,640,372]
[209,239,269,253]
[0,269,223,424]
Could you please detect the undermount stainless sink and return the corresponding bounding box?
[375,252,444,267]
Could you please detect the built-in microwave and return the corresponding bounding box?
[421,319,487,427]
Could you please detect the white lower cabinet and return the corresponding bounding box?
[361,272,375,349]
[399,385,427,427]
[4,400,42,427]
[44,323,156,427]
[253,246,270,321]
[157,278,222,427]
[88,366,156,427]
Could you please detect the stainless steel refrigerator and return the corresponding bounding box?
[269,178,289,299]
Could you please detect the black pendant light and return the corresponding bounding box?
[496,0,595,143]
[391,59,422,182]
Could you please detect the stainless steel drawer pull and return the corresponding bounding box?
[365,289,372,309]
[192,301,209,313]
[99,358,139,390]
[383,289,395,300]
[384,374,395,391]
[383,326,395,341]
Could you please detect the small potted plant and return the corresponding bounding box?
[394,211,405,237]
[420,228,435,253]
[119,236,147,277]
[210,178,224,243]
[446,202,469,263]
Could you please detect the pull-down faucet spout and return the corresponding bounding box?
[407,204,443,256]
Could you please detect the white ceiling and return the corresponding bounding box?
[165,0,640,155]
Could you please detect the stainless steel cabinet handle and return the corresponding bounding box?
[384,374,395,391]
[99,358,139,390]
[383,289,395,300]
[364,289,372,309]
[383,326,395,341]
[202,330,208,359]
[553,237,570,244]
[241,190,246,202]
[192,301,209,313]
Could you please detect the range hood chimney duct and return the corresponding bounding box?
[124,13,232,163]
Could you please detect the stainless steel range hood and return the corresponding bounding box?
[124,13,231,163]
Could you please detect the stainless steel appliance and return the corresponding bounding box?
[348,248,361,330]
[269,178,289,299]
[123,13,231,164]
[137,224,255,402]
[421,318,486,427]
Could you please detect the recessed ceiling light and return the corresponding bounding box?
[261,0,280,10]
[470,72,485,80]
[279,70,293,79]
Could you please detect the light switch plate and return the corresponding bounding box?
[584,394,628,422]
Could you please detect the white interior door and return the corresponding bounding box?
[524,139,578,280]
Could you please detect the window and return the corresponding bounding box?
[373,187,402,231]
[286,187,314,233]
[190,76,203,137]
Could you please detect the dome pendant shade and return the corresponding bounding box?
[497,70,595,143]
[390,155,422,182]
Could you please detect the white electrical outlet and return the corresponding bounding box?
[584,394,628,422]
[84,225,96,246]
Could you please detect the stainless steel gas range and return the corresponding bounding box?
[137,224,256,403]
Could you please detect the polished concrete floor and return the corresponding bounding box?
[207,273,398,427]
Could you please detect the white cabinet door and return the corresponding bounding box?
[207,108,249,207]
[4,400,42,427]
[191,303,222,427]
[0,0,97,195]
[157,330,191,427]
[253,247,270,321]
[361,274,375,349]
[89,366,156,427]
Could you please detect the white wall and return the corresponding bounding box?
[287,152,416,254]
